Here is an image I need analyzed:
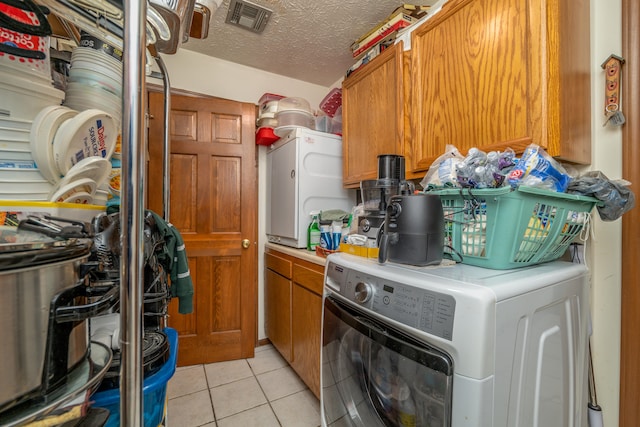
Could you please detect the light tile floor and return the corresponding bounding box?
[167,344,321,427]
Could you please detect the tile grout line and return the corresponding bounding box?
[249,360,320,426]
[167,364,218,427]
[247,358,284,427]
[203,363,219,426]
[207,358,281,425]
[170,348,313,427]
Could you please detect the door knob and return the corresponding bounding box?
[242,239,251,249]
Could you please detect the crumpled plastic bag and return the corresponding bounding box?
[420,144,464,188]
[566,171,636,221]
[507,144,572,192]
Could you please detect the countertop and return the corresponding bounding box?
[265,242,327,266]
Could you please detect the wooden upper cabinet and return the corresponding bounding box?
[342,42,408,187]
[407,0,591,175]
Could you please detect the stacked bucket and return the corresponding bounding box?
[0,0,65,200]
[0,8,122,205]
[62,32,123,205]
[64,33,123,125]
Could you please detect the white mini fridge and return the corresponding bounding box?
[266,128,354,248]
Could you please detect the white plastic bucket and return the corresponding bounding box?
[0,116,32,131]
[0,126,31,142]
[0,160,45,180]
[52,109,117,174]
[0,73,64,121]
[0,179,52,193]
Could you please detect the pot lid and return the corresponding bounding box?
[0,225,59,251]
[0,226,92,270]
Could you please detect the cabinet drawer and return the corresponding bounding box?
[266,252,292,279]
[293,264,324,296]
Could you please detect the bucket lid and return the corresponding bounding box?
[30,105,78,183]
[52,109,117,175]
[63,156,112,186]
[276,97,312,114]
[60,190,93,204]
[49,177,97,203]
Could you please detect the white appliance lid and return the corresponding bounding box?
[326,253,588,302]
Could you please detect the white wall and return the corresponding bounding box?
[589,0,623,425]
[158,6,625,422]
[155,49,331,106]
[154,50,334,341]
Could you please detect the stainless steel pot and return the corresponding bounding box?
[0,235,117,412]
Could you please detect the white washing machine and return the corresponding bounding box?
[320,253,590,427]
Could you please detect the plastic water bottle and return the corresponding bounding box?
[456,148,487,187]
[471,165,495,188]
[486,151,500,168]
[373,348,394,415]
[498,148,516,170]
[455,161,473,188]
[484,150,516,187]
[484,152,501,187]
[396,379,417,427]
[466,147,487,166]
[307,211,321,251]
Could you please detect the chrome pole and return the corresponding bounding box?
[120,0,147,425]
[153,54,171,222]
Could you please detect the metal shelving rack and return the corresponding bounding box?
[35,0,175,424]
[119,1,147,424]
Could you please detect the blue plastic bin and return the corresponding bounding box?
[92,327,178,427]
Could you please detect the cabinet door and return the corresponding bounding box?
[292,283,322,399]
[410,0,534,173]
[342,42,407,187]
[408,0,590,174]
[265,269,292,361]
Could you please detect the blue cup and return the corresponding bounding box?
[320,226,333,250]
[332,231,341,250]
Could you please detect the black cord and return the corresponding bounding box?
[444,244,464,263]
[570,243,584,264]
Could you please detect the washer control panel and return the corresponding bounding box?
[326,263,456,340]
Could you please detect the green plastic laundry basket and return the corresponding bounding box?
[426,186,598,269]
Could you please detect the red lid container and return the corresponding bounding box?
[255,127,280,146]
[258,93,285,106]
[319,88,342,117]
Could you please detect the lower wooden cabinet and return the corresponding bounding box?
[265,269,292,361]
[265,247,324,398]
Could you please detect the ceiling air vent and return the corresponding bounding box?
[225,0,272,34]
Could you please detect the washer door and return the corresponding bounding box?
[322,295,453,427]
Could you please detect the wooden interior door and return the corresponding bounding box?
[147,90,258,366]
[620,0,639,423]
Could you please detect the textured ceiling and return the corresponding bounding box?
[182,0,439,87]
